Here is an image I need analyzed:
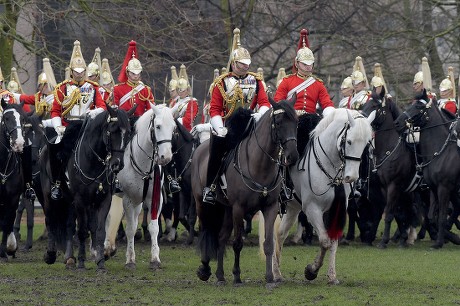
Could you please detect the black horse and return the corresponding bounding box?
[162,119,198,244]
[192,97,298,285]
[67,106,133,271]
[361,90,420,247]
[395,89,460,249]
[0,100,31,259]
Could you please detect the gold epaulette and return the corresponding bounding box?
[86,79,99,87]
[247,71,263,81]
[313,75,324,83]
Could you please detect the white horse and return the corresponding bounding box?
[273,109,372,284]
[112,104,176,270]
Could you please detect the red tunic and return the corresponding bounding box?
[50,79,106,125]
[175,97,198,131]
[112,81,154,116]
[209,72,270,119]
[274,74,334,112]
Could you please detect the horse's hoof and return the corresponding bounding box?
[149,261,161,270]
[216,280,227,286]
[305,264,318,281]
[65,257,76,270]
[328,279,340,285]
[266,282,279,290]
[377,242,387,249]
[430,243,443,250]
[96,267,108,274]
[197,265,211,281]
[110,249,117,257]
[274,276,283,283]
[339,238,350,246]
[44,251,57,265]
[125,262,136,270]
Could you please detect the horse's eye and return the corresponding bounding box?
[347,140,352,145]
[156,125,161,130]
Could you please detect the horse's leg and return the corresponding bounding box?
[148,217,161,270]
[215,207,233,285]
[94,196,111,272]
[272,201,301,281]
[185,194,197,245]
[305,205,330,281]
[43,212,57,264]
[343,196,358,243]
[104,195,124,258]
[140,202,149,241]
[262,204,278,285]
[433,187,450,249]
[326,239,340,285]
[5,198,19,258]
[13,196,26,241]
[231,206,245,285]
[76,203,89,270]
[24,196,35,251]
[378,210,393,249]
[124,199,142,269]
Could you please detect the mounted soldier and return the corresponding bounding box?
[349,56,370,110]
[99,58,114,104]
[170,64,198,132]
[87,47,102,84]
[48,40,107,200]
[202,28,271,204]
[112,40,154,123]
[437,66,457,115]
[274,28,335,203]
[338,76,353,108]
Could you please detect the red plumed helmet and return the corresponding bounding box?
[118,40,140,83]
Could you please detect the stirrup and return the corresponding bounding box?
[202,186,216,205]
[25,183,36,201]
[51,181,62,200]
[114,179,123,193]
[168,179,181,194]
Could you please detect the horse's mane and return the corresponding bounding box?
[174,119,193,142]
[386,98,402,120]
[135,108,155,133]
[312,108,371,140]
[89,108,131,131]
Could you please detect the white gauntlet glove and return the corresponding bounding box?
[251,105,270,122]
[87,108,104,119]
[210,115,227,137]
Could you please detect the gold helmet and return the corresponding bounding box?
[87,62,99,78]
[65,66,71,81]
[208,68,220,96]
[276,68,286,88]
[293,29,313,73]
[177,64,190,92]
[340,76,353,90]
[413,71,423,84]
[69,40,87,73]
[118,40,140,83]
[371,63,387,92]
[439,66,456,98]
[38,58,57,89]
[351,56,369,88]
[169,66,179,91]
[100,58,114,86]
[421,57,432,92]
[221,67,227,75]
[8,67,23,94]
[227,28,251,71]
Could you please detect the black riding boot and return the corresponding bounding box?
[21,145,36,201]
[166,164,181,195]
[48,143,63,200]
[202,134,227,204]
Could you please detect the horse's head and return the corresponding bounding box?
[360,90,387,129]
[151,104,176,166]
[1,99,26,153]
[269,95,299,166]
[338,110,372,183]
[394,89,431,133]
[102,105,133,173]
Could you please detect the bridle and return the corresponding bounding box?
[0,108,23,184]
[1,108,24,148]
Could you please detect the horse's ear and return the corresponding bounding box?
[26,108,35,117]
[127,103,138,117]
[347,110,356,127]
[106,103,117,117]
[268,94,276,108]
[287,93,296,107]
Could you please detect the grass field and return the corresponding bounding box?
[1,210,460,305]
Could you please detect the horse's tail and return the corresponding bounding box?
[258,211,281,260]
[325,185,347,240]
[197,202,226,261]
[46,197,74,250]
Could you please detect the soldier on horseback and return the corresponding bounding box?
[112,40,154,122]
[48,40,107,200]
[202,28,271,205]
[437,67,457,115]
[348,56,370,110]
[274,28,335,203]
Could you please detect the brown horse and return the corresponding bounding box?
[192,97,298,285]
